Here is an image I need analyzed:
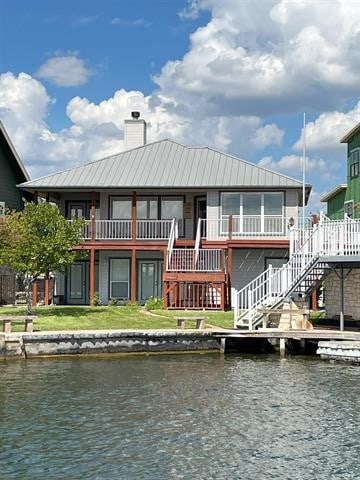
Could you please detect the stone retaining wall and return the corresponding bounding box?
[325,270,360,320]
[0,330,220,358]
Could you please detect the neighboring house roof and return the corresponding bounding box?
[0,120,30,182]
[340,122,360,143]
[320,184,347,202]
[19,139,310,195]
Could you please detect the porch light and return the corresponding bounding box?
[288,217,295,228]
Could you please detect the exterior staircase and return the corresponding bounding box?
[163,218,228,309]
[234,214,360,329]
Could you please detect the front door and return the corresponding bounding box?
[68,262,87,304]
[67,262,99,304]
[69,202,88,219]
[195,197,207,237]
[138,261,163,302]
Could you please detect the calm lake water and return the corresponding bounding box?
[0,354,359,480]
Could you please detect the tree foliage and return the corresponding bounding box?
[0,201,85,313]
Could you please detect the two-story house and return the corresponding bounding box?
[18,113,311,309]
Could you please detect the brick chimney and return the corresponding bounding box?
[124,111,147,150]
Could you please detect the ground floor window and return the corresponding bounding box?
[109,258,130,300]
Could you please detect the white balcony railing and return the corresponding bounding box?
[70,219,176,241]
[95,220,132,240]
[200,216,296,240]
[167,248,223,272]
[136,219,173,240]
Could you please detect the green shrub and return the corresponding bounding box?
[144,297,164,310]
[91,294,101,307]
[108,297,118,307]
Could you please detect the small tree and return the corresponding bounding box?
[0,201,85,314]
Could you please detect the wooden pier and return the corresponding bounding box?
[212,328,360,357]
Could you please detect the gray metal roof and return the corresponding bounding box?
[18,139,307,191]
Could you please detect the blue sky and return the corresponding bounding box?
[1,0,360,213]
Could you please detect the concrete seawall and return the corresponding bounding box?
[0,330,220,358]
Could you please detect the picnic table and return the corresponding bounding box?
[175,316,208,330]
[0,316,36,333]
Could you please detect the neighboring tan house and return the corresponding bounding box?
[0,120,30,304]
[18,113,311,309]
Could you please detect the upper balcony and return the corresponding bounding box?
[72,214,297,243]
[201,215,296,241]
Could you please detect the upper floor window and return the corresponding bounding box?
[344,200,354,218]
[111,197,132,219]
[221,192,283,217]
[349,149,359,178]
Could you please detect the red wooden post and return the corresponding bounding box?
[220,283,225,311]
[311,290,317,311]
[44,270,50,306]
[229,214,233,240]
[89,248,95,305]
[132,191,137,241]
[32,282,38,307]
[227,247,233,309]
[131,248,136,303]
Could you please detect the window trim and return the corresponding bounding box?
[349,148,360,179]
[344,200,354,218]
[109,257,130,300]
[220,191,284,233]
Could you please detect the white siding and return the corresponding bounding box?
[285,190,299,225]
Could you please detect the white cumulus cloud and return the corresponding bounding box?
[36,54,91,87]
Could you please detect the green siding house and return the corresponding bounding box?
[321,122,360,218]
[0,120,30,212]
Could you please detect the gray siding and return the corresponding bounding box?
[231,249,288,302]
[0,142,24,210]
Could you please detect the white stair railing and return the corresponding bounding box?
[194,218,202,265]
[234,216,360,329]
[166,218,178,270]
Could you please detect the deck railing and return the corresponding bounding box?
[136,219,173,240]
[70,219,175,240]
[95,220,132,240]
[167,248,223,272]
[200,216,297,240]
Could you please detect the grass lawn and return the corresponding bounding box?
[0,306,234,331]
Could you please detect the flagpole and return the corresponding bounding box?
[302,112,306,228]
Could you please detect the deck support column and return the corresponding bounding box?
[44,271,50,306]
[131,248,136,303]
[227,247,232,309]
[220,337,226,354]
[279,338,286,358]
[32,282,38,307]
[339,266,344,332]
[89,248,95,305]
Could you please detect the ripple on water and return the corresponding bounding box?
[0,355,359,480]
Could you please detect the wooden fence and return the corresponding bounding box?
[0,274,16,305]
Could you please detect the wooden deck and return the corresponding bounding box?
[211,328,360,341]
